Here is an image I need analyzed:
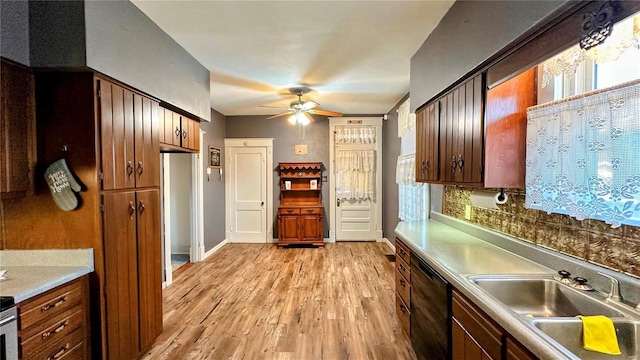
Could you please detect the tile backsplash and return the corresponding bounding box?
[442,186,640,278]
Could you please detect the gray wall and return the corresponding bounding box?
[25,0,210,121]
[225,115,331,238]
[410,0,569,111]
[201,109,226,251]
[1,0,30,65]
[84,1,210,121]
[381,95,406,243]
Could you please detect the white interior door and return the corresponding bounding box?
[228,146,267,243]
[336,197,376,240]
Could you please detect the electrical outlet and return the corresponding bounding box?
[464,205,472,220]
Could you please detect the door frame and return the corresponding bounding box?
[328,117,383,242]
[224,138,274,243]
[161,147,204,288]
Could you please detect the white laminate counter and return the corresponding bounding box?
[394,219,581,360]
[0,249,94,303]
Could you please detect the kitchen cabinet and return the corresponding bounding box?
[98,79,160,190]
[103,189,162,359]
[277,162,324,247]
[158,106,200,152]
[0,59,35,199]
[484,68,537,189]
[415,102,439,182]
[394,238,411,336]
[505,336,537,360]
[18,276,90,360]
[416,74,484,186]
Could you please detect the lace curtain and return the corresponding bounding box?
[397,98,416,138]
[335,150,376,201]
[335,126,376,144]
[396,154,428,221]
[525,80,640,227]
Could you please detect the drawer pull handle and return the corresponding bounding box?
[47,343,69,360]
[399,303,407,314]
[127,160,134,179]
[287,209,293,213]
[42,320,69,339]
[398,248,406,256]
[41,296,67,312]
[399,279,406,287]
[399,264,406,272]
[307,209,313,213]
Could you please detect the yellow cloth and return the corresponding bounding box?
[577,315,622,355]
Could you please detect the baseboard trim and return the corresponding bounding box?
[324,237,333,243]
[202,239,228,261]
[383,237,395,252]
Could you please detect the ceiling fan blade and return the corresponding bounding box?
[303,112,314,123]
[301,101,319,110]
[308,109,343,117]
[266,111,292,119]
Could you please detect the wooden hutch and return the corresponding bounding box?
[277,162,324,247]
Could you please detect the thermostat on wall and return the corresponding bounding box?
[295,144,308,155]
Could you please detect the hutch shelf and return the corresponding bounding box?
[277,162,324,248]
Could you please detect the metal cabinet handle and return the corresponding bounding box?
[127,160,134,179]
[183,130,188,139]
[47,343,70,360]
[399,263,406,272]
[137,161,144,176]
[399,279,406,287]
[399,303,407,314]
[42,320,69,339]
[451,156,457,174]
[128,201,135,219]
[175,127,181,137]
[458,154,464,172]
[138,201,146,216]
[41,296,68,313]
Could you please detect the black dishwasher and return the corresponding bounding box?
[410,252,451,360]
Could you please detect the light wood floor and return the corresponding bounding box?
[141,242,417,360]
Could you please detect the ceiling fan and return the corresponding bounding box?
[266,88,343,125]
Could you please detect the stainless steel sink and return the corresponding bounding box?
[533,318,640,359]
[468,275,625,318]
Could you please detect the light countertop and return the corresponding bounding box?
[0,249,94,303]
[395,218,580,360]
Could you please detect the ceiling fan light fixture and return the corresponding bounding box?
[298,114,311,126]
[288,113,299,125]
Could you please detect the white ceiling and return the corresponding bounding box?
[131,0,454,117]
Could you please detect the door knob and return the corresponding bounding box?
[261,201,264,206]
[337,198,341,207]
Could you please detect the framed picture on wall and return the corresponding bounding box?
[209,146,221,168]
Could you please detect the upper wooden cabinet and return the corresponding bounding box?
[98,78,160,190]
[484,68,536,188]
[416,74,484,186]
[159,107,200,152]
[1,59,35,198]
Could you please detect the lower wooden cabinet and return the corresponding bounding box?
[103,189,162,359]
[277,206,323,247]
[18,276,90,360]
[452,289,538,360]
[394,238,411,336]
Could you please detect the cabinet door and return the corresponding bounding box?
[415,108,427,182]
[172,112,182,147]
[279,213,300,241]
[102,191,140,360]
[505,337,537,360]
[425,102,439,182]
[99,80,136,190]
[136,189,163,351]
[0,60,33,197]
[134,95,160,188]
[300,214,321,241]
[452,318,495,360]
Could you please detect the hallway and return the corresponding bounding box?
[142,242,416,359]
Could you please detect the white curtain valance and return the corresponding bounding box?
[525,79,640,228]
[396,154,416,185]
[335,126,376,144]
[335,150,375,201]
[397,98,416,138]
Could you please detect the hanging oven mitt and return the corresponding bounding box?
[44,158,82,211]
[577,315,621,355]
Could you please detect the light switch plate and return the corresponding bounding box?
[295,144,308,155]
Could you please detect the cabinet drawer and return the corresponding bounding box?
[396,256,410,282]
[395,268,411,306]
[21,310,83,357]
[27,326,85,360]
[395,294,410,336]
[301,207,322,215]
[19,280,83,331]
[279,208,300,215]
[452,290,502,360]
[395,238,410,264]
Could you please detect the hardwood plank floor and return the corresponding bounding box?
[141,242,417,360]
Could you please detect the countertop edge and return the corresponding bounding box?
[9,266,93,303]
[394,221,577,360]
